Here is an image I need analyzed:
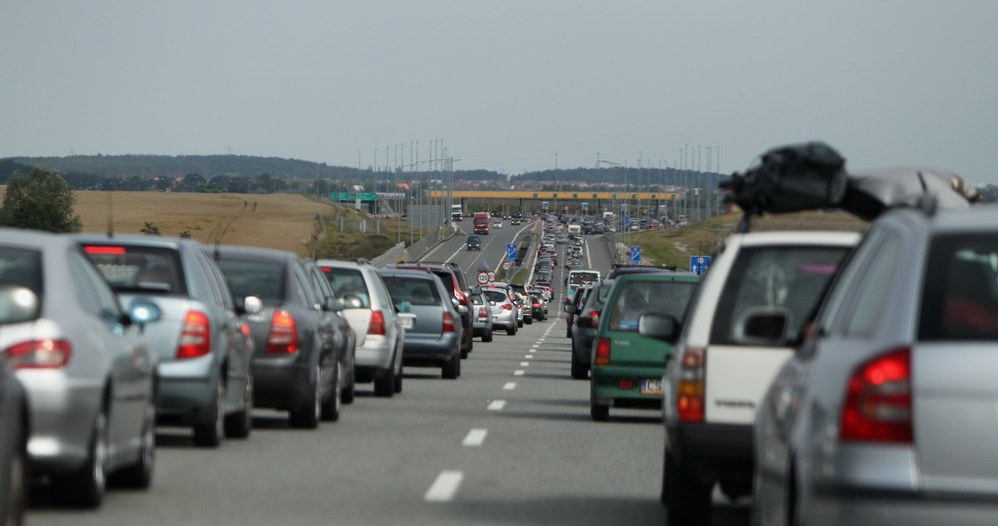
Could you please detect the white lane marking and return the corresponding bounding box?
[462,428,488,447]
[525,355,533,360]
[528,349,536,353]
[487,400,506,411]
[520,361,530,367]
[531,344,540,348]
[503,382,517,390]
[585,237,593,269]
[514,370,525,376]
[425,471,464,502]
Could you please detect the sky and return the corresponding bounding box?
[2,1,997,182]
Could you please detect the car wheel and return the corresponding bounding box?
[566,326,572,338]
[113,402,155,488]
[517,319,523,328]
[55,409,107,508]
[525,317,532,325]
[4,416,26,525]
[193,380,225,447]
[289,365,321,428]
[342,363,356,404]
[224,377,253,439]
[393,360,403,393]
[589,381,609,422]
[374,360,396,398]
[570,352,588,380]
[321,361,342,422]
[482,329,493,343]
[442,352,460,379]
[506,324,516,336]
[664,452,712,526]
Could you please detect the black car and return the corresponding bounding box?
[214,246,343,429]
[466,234,482,251]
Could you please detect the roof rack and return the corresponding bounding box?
[355,258,371,265]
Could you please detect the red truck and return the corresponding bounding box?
[473,212,490,235]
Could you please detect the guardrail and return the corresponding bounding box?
[370,242,406,268]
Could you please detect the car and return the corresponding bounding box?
[510,218,522,226]
[78,235,260,446]
[377,269,462,379]
[469,289,494,342]
[0,229,162,507]
[529,293,547,321]
[482,285,518,336]
[564,284,591,338]
[589,272,699,421]
[754,207,998,526]
[569,281,614,379]
[0,293,28,525]
[466,234,482,251]
[649,231,859,524]
[566,269,600,302]
[317,259,405,397]
[493,220,503,229]
[214,246,343,427]
[393,262,474,358]
[301,259,358,411]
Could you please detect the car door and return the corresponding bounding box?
[194,249,247,409]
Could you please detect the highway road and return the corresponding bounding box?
[27,218,749,526]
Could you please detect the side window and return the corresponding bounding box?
[819,229,887,335]
[293,265,319,309]
[369,272,394,309]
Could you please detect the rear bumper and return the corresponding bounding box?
[805,486,998,526]
[355,334,394,370]
[591,365,666,409]
[156,354,218,426]
[402,333,460,366]
[251,354,312,410]
[666,421,754,483]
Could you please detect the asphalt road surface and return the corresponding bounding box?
[27,220,749,526]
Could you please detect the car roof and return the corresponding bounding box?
[730,230,861,247]
[214,244,297,262]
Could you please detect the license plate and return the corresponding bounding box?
[640,379,663,396]
[400,315,414,329]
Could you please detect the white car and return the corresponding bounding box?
[493,220,503,229]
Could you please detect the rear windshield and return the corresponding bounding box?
[0,248,43,295]
[430,270,456,293]
[608,280,697,331]
[320,267,371,308]
[920,234,998,341]
[484,290,509,303]
[382,276,441,307]
[710,245,850,345]
[569,271,600,286]
[83,245,187,295]
[216,259,285,303]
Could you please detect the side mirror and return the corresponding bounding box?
[564,304,579,315]
[736,306,790,345]
[128,298,162,330]
[638,313,680,343]
[0,286,39,325]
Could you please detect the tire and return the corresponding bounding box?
[224,377,253,439]
[193,380,225,447]
[525,317,532,325]
[590,381,609,422]
[482,329,493,342]
[442,352,461,379]
[566,325,572,338]
[289,365,321,428]
[4,418,26,525]
[342,364,356,404]
[393,361,403,393]
[374,363,396,398]
[517,319,523,328]
[54,410,107,508]
[570,352,588,380]
[321,361,342,422]
[506,324,516,336]
[113,402,155,489]
[664,452,712,526]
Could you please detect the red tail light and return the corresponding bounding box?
[442,312,456,332]
[587,310,600,319]
[501,304,513,311]
[367,310,387,336]
[478,307,488,318]
[266,310,298,354]
[840,347,912,444]
[177,310,211,359]
[455,289,468,306]
[677,347,706,422]
[5,339,72,369]
[595,337,611,365]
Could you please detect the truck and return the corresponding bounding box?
[473,212,490,235]
[451,204,463,221]
[567,224,582,235]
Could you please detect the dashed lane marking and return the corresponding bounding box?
[503,382,517,390]
[514,370,525,376]
[462,429,488,447]
[487,400,506,411]
[425,471,464,503]
[520,362,530,367]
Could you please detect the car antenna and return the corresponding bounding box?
[106,190,114,238]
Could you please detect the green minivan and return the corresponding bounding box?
[589,272,700,421]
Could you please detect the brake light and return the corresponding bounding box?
[618,379,634,390]
[677,347,706,422]
[840,347,912,444]
[478,307,488,318]
[587,310,600,319]
[501,304,513,311]
[266,310,298,354]
[176,310,211,359]
[5,339,72,369]
[442,312,456,332]
[455,289,468,306]
[367,310,387,336]
[83,245,126,255]
[595,338,611,365]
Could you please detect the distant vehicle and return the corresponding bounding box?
[450,204,463,221]
[473,212,490,235]
[511,210,523,219]
[482,286,518,336]
[566,269,601,301]
[466,234,482,251]
[567,224,581,235]
[493,220,503,229]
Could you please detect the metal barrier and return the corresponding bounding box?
[370,242,406,268]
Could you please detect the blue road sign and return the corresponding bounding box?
[630,246,641,265]
[623,215,631,225]
[689,255,712,275]
[506,243,518,261]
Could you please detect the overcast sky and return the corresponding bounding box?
[2,1,997,182]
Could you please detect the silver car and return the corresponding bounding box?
[0,297,28,525]
[755,206,998,525]
[77,235,259,447]
[483,285,517,336]
[470,290,494,342]
[0,229,161,507]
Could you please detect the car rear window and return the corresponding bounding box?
[430,270,456,293]
[710,245,850,345]
[216,259,285,303]
[569,271,600,286]
[382,276,441,306]
[0,247,42,295]
[608,280,697,331]
[319,266,371,308]
[83,244,187,295]
[484,290,509,303]
[920,234,998,341]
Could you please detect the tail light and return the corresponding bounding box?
[840,347,912,444]
[595,337,611,365]
[177,310,211,359]
[367,310,387,336]
[455,289,468,306]
[266,310,298,354]
[677,347,706,422]
[478,307,488,319]
[587,310,600,319]
[442,312,456,332]
[501,304,513,311]
[5,339,72,369]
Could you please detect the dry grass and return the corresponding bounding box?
[73,191,335,256]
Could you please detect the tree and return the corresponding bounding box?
[0,168,82,232]
[140,222,161,235]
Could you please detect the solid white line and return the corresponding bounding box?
[425,471,464,502]
[520,361,530,367]
[514,370,525,376]
[503,382,517,390]
[585,237,593,269]
[487,400,506,411]
[462,428,488,447]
